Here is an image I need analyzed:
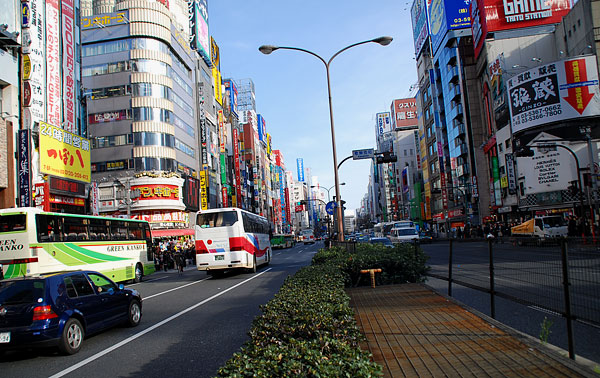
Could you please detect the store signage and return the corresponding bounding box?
[89,110,128,124]
[222,187,228,207]
[46,0,61,127]
[233,128,242,204]
[39,122,91,183]
[392,98,418,130]
[81,11,129,29]
[34,182,50,210]
[22,2,30,27]
[23,0,46,125]
[17,130,31,207]
[507,56,600,134]
[505,153,517,194]
[132,184,180,201]
[62,0,76,134]
[518,147,575,195]
[296,158,304,182]
[183,176,199,212]
[376,112,392,136]
[200,170,208,210]
[22,55,31,79]
[49,194,85,206]
[131,211,189,228]
[23,81,32,107]
[49,177,86,197]
[90,182,99,216]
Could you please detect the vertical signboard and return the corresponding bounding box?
[223,79,238,117]
[18,130,31,207]
[505,153,517,195]
[217,109,225,153]
[200,170,208,210]
[61,0,76,134]
[470,0,487,58]
[220,153,226,184]
[233,128,242,205]
[411,0,429,56]
[34,182,50,210]
[90,181,99,216]
[212,67,223,105]
[200,117,208,168]
[222,187,228,207]
[189,0,210,64]
[376,112,392,136]
[296,158,305,182]
[46,0,61,127]
[22,0,46,127]
[391,98,418,130]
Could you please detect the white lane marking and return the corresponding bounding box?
[128,276,168,286]
[49,268,272,378]
[143,277,211,300]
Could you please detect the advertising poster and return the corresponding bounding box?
[428,0,472,54]
[411,0,429,56]
[61,0,76,134]
[39,122,91,183]
[391,98,418,130]
[517,148,575,195]
[489,55,507,112]
[18,130,31,207]
[46,0,61,127]
[189,0,210,64]
[296,158,304,182]
[507,56,600,134]
[22,0,46,126]
[376,112,392,136]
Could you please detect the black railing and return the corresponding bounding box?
[424,236,600,360]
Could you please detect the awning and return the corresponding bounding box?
[151,228,195,238]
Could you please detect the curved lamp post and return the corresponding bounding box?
[259,36,393,241]
[311,182,345,202]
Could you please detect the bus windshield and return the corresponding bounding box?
[197,211,238,228]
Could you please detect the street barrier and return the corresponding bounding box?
[425,236,600,360]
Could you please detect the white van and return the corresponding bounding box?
[389,227,419,243]
[299,229,315,244]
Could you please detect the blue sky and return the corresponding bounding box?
[208,1,418,212]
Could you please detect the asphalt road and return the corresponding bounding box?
[421,240,600,364]
[0,241,322,378]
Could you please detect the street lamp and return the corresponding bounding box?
[259,36,393,241]
[311,182,345,202]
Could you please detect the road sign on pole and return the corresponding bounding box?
[326,201,337,215]
[352,148,374,160]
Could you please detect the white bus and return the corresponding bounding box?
[0,208,154,283]
[195,208,272,275]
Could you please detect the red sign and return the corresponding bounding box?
[295,205,304,213]
[391,98,418,130]
[564,58,595,114]
[233,128,242,203]
[49,194,85,206]
[34,183,50,211]
[222,187,228,207]
[472,0,571,57]
[133,184,180,201]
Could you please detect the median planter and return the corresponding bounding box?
[216,243,428,377]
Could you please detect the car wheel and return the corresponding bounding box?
[127,300,142,327]
[133,263,143,283]
[59,318,84,355]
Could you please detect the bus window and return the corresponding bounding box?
[109,220,128,240]
[197,211,238,228]
[0,214,27,233]
[63,217,89,241]
[128,222,143,240]
[89,218,109,240]
[36,215,62,242]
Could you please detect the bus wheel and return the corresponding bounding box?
[133,263,143,283]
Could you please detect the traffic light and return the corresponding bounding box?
[515,147,534,157]
[376,151,397,164]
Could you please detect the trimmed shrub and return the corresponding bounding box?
[216,264,382,377]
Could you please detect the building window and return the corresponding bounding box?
[134,157,176,172]
[90,84,131,99]
[92,134,132,148]
[133,132,175,148]
[175,139,195,157]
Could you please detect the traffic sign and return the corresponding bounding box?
[352,148,374,160]
[325,201,337,215]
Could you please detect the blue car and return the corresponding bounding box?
[0,270,142,355]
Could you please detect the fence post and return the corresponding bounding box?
[488,238,496,319]
[448,239,453,296]
[560,238,575,360]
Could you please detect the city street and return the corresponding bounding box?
[421,241,600,364]
[0,242,321,378]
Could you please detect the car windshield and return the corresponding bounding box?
[197,211,238,228]
[0,280,45,305]
[397,229,418,236]
[371,238,392,245]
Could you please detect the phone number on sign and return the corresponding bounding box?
[512,104,562,126]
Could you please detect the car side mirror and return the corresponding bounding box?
[119,284,125,290]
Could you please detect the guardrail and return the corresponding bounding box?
[425,236,600,360]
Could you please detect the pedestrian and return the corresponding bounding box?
[175,252,184,274]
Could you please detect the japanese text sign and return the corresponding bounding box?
[39,122,91,183]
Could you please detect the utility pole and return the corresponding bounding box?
[581,126,598,236]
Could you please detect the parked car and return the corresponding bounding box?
[0,270,142,355]
[369,237,394,248]
[419,231,433,243]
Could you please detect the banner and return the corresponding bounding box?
[46,0,61,127]
[61,0,76,134]
[22,0,46,127]
[91,181,99,216]
[296,158,304,182]
[39,122,91,183]
[17,130,31,207]
[200,170,208,210]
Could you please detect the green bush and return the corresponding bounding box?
[216,264,382,377]
[312,243,429,287]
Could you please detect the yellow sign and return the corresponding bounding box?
[212,67,223,106]
[200,170,208,210]
[81,12,128,29]
[39,122,91,183]
[23,55,31,80]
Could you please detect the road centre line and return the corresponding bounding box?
[143,277,211,300]
[49,268,272,378]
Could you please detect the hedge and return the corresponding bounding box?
[216,243,428,377]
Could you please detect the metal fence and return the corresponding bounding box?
[425,237,600,360]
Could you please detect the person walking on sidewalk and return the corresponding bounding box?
[175,252,184,274]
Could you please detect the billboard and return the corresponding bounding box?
[376,112,392,136]
[428,0,472,54]
[62,0,76,134]
[39,122,91,183]
[411,0,429,56]
[480,0,570,33]
[18,130,31,207]
[257,114,267,144]
[21,0,46,128]
[46,0,61,128]
[470,0,488,58]
[212,66,223,105]
[391,98,418,130]
[296,158,305,182]
[517,147,576,194]
[210,36,220,70]
[507,56,600,134]
[217,110,225,153]
[223,79,238,117]
[189,0,210,64]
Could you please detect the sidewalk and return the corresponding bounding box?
[347,284,595,377]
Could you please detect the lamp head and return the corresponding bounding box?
[258,45,279,55]
[372,36,393,46]
[340,182,346,186]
